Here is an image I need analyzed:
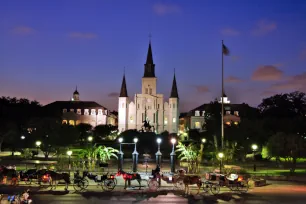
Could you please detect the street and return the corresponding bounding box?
[1,181,306,203]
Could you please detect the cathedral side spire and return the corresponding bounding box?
[143,41,155,77]
[119,74,128,97]
[170,71,179,98]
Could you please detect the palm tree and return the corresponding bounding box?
[175,142,199,173]
[95,145,119,163]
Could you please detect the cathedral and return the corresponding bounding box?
[118,42,179,134]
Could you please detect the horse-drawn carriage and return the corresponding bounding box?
[202,172,249,194]
[72,170,116,192]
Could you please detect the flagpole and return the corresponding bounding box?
[221,40,224,150]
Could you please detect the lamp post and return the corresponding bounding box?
[35,141,41,157]
[170,138,176,173]
[67,150,72,173]
[156,138,162,167]
[87,136,93,142]
[132,138,139,172]
[198,138,206,164]
[218,152,224,174]
[252,144,258,172]
[118,137,124,170]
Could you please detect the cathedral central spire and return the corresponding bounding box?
[143,42,156,77]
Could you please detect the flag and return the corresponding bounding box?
[222,44,230,56]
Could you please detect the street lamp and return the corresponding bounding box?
[118,137,124,170]
[201,138,206,143]
[251,144,258,171]
[132,138,139,172]
[21,136,25,140]
[218,152,224,174]
[198,138,206,166]
[36,141,41,157]
[156,138,162,167]
[67,150,72,172]
[87,136,93,142]
[170,138,176,173]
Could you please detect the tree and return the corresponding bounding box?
[95,145,118,163]
[94,125,116,140]
[175,142,199,173]
[267,132,306,173]
[76,123,93,144]
[0,119,19,152]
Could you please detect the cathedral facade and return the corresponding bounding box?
[118,42,179,134]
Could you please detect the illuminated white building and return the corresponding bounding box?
[44,88,116,127]
[118,42,179,133]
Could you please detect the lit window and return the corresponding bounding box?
[225,121,231,125]
[157,104,160,109]
[173,118,176,123]
[77,109,81,114]
[164,117,168,125]
[63,109,67,113]
[234,121,238,125]
[69,120,75,126]
[98,109,103,115]
[195,122,201,129]
[234,111,239,116]
[91,109,96,115]
[76,120,81,125]
[226,111,231,115]
[62,120,67,124]
[84,109,89,115]
[130,116,133,123]
[195,111,200,116]
[70,109,74,112]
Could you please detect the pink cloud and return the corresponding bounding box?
[269,72,306,91]
[221,28,240,36]
[251,20,277,36]
[251,65,283,81]
[153,3,181,16]
[260,90,278,97]
[68,32,97,39]
[11,26,35,35]
[225,76,244,83]
[195,85,210,93]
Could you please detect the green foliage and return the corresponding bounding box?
[95,146,119,162]
[21,148,32,159]
[267,132,306,173]
[261,146,269,159]
[175,142,199,173]
[94,125,117,140]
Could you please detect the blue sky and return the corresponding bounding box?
[1,0,306,112]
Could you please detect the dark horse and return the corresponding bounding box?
[40,170,70,191]
[116,169,142,189]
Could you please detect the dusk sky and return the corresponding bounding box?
[1,0,306,112]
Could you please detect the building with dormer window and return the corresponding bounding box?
[43,88,117,127]
[179,93,258,132]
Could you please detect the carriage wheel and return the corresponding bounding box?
[210,184,220,195]
[202,182,211,193]
[148,180,159,191]
[102,179,116,192]
[73,179,89,192]
[175,179,185,190]
[237,181,249,193]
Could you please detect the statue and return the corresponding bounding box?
[141,119,153,132]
